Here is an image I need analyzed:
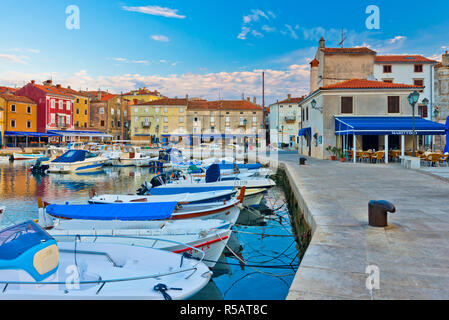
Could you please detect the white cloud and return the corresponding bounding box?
[284,24,298,39]
[251,30,264,38]
[262,25,276,32]
[122,5,185,19]
[111,57,149,65]
[237,9,274,40]
[0,53,28,64]
[151,35,170,42]
[237,27,251,40]
[10,48,40,54]
[389,36,407,44]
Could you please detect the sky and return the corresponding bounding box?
[0,0,448,105]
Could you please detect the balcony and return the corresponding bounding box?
[284,116,297,123]
[141,122,151,128]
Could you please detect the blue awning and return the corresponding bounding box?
[46,202,178,221]
[298,127,311,136]
[335,117,446,136]
[47,130,112,138]
[4,131,59,137]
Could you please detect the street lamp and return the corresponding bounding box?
[408,90,420,157]
[311,99,323,113]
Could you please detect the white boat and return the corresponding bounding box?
[41,196,243,224]
[45,219,233,268]
[0,156,10,162]
[89,189,236,205]
[236,188,267,208]
[111,146,152,167]
[47,150,107,174]
[0,221,211,299]
[12,152,43,160]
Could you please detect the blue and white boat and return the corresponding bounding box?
[0,221,211,299]
[47,150,107,174]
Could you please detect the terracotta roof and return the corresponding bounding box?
[375,55,437,63]
[31,83,74,98]
[138,98,188,106]
[275,97,306,105]
[59,86,91,97]
[320,79,424,90]
[98,93,118,101]
[310,59,319,67]
[0,93,37,104]
[0,86,17,94]
[321,47,376,55]
[188,100,262,111]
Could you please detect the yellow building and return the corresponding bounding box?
[122,88,163,104]
[63,87,91,129]
[0,93,37,133]
[130,98,187,143]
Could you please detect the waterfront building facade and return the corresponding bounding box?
[62,87,91,130]
[269,95,304,149]
[122,88,163,104]
[0,107,3,147]
[15,80,75,133]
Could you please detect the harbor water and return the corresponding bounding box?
[0,160,299,300]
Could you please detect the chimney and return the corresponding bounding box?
[319,37,325,49]
[310,59,319,93]
[31,80,35,84]
[98,90,102,100]
[133,99,138,105]
[186,94,189,101]
[67,85,71,89]
[247,97,250,102]
[287,94,292,100]
[43,79,52,86]
[443,51,449,67]
[56,84,61,89]
[253,97,256,104]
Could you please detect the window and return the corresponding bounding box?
[155,108,160,113]
[135,117,138,122]
[111,121,114,128]
[51,114,55,124]
[156,117,159,123]
[163,126,168,133]
[84,122,87,128]
[164,108,168,113]
[76,109,79,114]
[85,99,87,105]
[226,112,229,115]
[179,126,184,132]
[225,127,230,133]
[164,117,168,123]
[100,120,105,127]
[414,64,423,72]
[179,117,184,122]
[211,126,215,133]
[76,98,79,103]
[66,101,71,110]
[341,97,353,114]
[10,120,15,128]
[145,108,149,113]
[210,117,215,123]
[383,65,392,73]
[414,79,424,87]
[11,104,16,112]
[134,108,138,113]
[27,106,31,114]
[85,109,88,115]
[387,96,400,113]
[306,107,309,120]
[194,117,198,122]
[111,108,115,115]
[117,121,121,127]
[59,101,63,109]
[76,121,79,127]
[179,108,183,113]
[226,117,230,123]
[124,110,127,117]
[383,79,393,83]
[99,108,104,114]
[51,100,55,109]
[193,127,198,133]
[419,105,428,118]
[253,116,257,122]
[240,117,245,125]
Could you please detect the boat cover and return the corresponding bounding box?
[150,186,234,195]
[51,150,88,163]
[216,163,262,170]
[46,202,178,220]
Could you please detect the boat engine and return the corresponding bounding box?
[30,157,50,175]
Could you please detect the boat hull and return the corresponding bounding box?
[47,159,105,174]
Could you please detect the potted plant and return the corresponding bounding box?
[337,148,345,162]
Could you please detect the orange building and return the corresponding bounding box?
[0,93,38,146]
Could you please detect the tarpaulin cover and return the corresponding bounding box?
[215,163,262,170]
[206,163,220,183]
[150,186,234,195]
[51,150,87,163]
[335,117,446,136]
[46,202,178,221]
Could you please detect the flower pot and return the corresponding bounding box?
[330,156,336,161]
[340,158,345,162]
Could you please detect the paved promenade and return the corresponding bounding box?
[265,153,449,300]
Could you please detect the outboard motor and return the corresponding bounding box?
[30,157,50,175]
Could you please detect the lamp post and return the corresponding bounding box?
[408,90,420,157]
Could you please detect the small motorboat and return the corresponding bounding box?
[111,146,151,167]
[89,189,236,205]
[236,188,267,208]
[12,152,44,161]
[0,155,10,162]
[47,150,107,174]
[0,221,211,299]
[43,216,233,268]
[42,192,244,225]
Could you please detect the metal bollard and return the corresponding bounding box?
[299,157,307,165]
[368,200,396,227]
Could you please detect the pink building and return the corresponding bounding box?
[15,80,75,133]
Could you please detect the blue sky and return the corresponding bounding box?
[0,0,448,104]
